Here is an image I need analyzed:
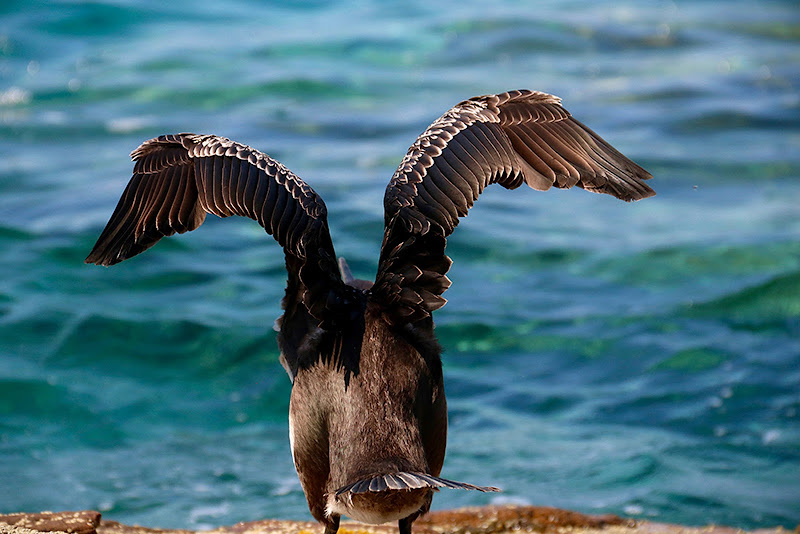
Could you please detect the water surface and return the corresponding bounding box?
[1,0,798,530]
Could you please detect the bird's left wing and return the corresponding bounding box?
[85,133,347,326]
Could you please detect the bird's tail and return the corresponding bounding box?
[335,471,500,496]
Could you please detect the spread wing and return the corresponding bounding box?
[373,90,654,324]
[85,133,347,327]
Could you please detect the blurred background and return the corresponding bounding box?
[1,0,798,530]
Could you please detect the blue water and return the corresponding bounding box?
[1,0,799,530]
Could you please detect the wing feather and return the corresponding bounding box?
[442,137,485,200]
[428,164,469,216]
[374,90,654,324]
[241,159,259,219]
[422,168,460,223]
[86,133,345,331]
[154,167,181,233]
[438,144,479,206]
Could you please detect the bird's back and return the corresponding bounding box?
[288,302,447,525]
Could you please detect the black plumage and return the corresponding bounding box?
[86,90,654,534]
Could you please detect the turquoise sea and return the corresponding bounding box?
[1,0,799,530]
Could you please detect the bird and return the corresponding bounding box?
[85,89,654,534]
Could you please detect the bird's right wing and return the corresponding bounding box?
[85,133,348,327]
[373,90,654,324]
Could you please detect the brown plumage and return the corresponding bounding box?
[85,90,654,534]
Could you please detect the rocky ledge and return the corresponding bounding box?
[0,506,792,534]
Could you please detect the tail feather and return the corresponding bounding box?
[335,472,500,497]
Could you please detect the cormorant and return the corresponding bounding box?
[86,90,654,534]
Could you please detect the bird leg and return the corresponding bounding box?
[323,515,340,534]
[399,516,414,534]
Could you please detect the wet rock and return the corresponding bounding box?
[0,511,100,534]
[0,506,791,534]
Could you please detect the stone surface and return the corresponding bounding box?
[0,506,793,534]
[0,511,101,534]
